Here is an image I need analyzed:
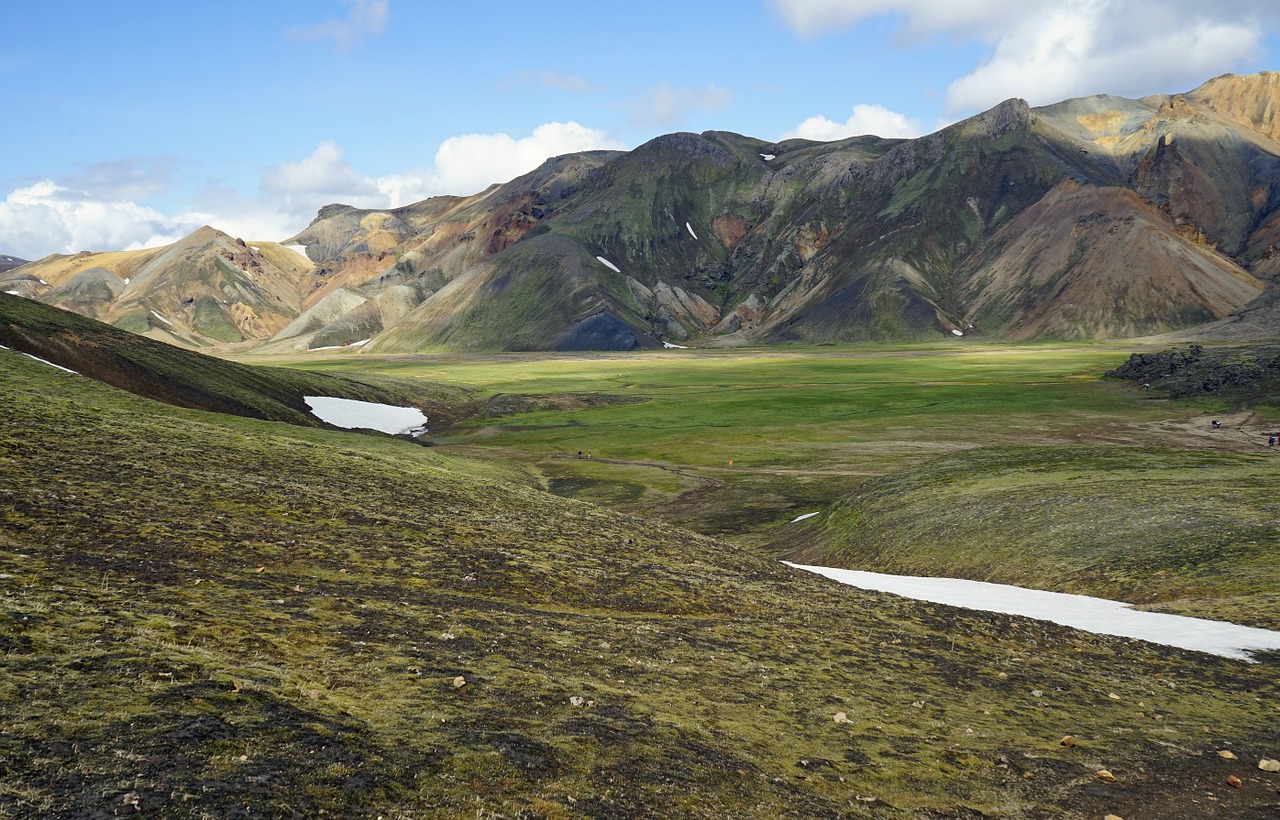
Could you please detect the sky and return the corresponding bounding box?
[3,0,1279,260]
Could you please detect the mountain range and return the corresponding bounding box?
[7,72,1280,351]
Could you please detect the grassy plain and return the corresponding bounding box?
[5,343,1280,817]
[268,342,1280,630]
[276,343,1227,534]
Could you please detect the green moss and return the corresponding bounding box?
[112,310,151,334]
[193,297,243,343]
[795,445,1280,628]
[4,314,1280,816]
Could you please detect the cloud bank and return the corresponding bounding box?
[770,0,1278,115]
[0,182,201,261]
[783,103,923,141]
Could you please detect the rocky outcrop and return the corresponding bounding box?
[1105,343,1280,401]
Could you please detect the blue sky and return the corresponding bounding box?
[3,0,1279,259]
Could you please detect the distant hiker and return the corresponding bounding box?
[577,451,583,459]
[1212,419,1221,429]
[1270,436,1276,447]
[587,450,592,459]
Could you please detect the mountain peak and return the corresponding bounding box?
[1185,70,1280,144]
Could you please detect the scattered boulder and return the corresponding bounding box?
[1259,758,1280,772]
[833,711,851,724]
[1096,769,1117,782]
[451,675,467,689]
[1218,750,1239,761]
[1227,774,1243,789]
[1060,735,1077,748]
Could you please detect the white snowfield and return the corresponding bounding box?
[760,153,776,161]
[784,562,1280,661]
[596,256,621,273]
[790,512,820,523]
[150,310,174,326]
[662,341,689,349]
[304,396,428,436]
[686,222,698,239]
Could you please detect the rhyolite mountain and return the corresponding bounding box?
[0,254,27,274]
[0,228,314,348]
[8,72,1280,351]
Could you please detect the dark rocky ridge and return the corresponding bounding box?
[1106,343,1280,404]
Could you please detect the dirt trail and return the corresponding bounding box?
[1134,411,1274,450]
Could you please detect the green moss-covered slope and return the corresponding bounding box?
[2,346,1279,817]
[782,445,1280,630]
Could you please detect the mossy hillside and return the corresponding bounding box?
[5,351,1280,817]
[1,293,474,426]
[786,445,1280,629]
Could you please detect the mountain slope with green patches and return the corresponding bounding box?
[0,228,314,346]
[289,74,1279,351]
[12,74,1280,352]
[0,292,472,427]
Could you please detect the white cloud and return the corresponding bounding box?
[630,83,734,128]
[263,140,382,200]
[945,2,1266,114]
[783,103,923,141]
[769,0,1280,115]
[422,121,625,198]
[287,0,389,51]
[0,181,201,260]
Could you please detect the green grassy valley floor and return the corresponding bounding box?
[4,345,1279,816]
[280,344,1163,538]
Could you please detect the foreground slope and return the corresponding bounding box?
[2,351,1279,816]
[0,293,471,426]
